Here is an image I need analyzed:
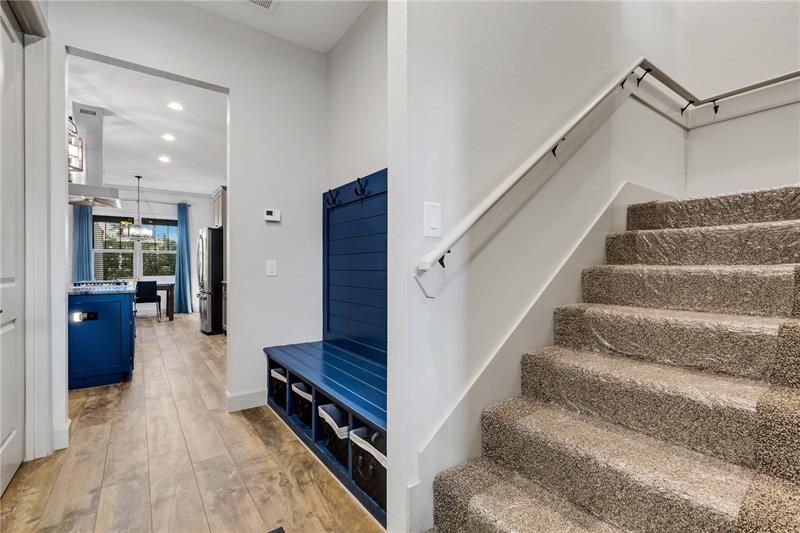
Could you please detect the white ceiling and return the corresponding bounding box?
[68,55,227,196]
[191,0,371,53]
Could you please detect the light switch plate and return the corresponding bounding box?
[424,201,442,238]
[264,209,281,222]
[266,260,277,277]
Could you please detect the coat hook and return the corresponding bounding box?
[354,177,367,198]
[326,189,338,206]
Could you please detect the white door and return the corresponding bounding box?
[0,6,25,496]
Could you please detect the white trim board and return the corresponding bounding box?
[225,387,267,412]
[53,419,71,450]
[23,32,55,461]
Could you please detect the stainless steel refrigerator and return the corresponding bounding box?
[197,226,223,334]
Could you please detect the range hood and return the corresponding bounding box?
[68,183,122,209]
[68,102,122,209]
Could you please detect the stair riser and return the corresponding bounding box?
[434,463,499,533]
[606,224,800,265]
[755,387,800,484]
[482,407,739,533]
[627,187,800,231]
[521,352,759,468]
[554,306,779,381]
[582,266,799,317]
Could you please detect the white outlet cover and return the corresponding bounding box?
[266,260,277,276]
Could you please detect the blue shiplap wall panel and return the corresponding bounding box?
[328,233,386,255]
[329,286,386,308]
[323,169,388,363]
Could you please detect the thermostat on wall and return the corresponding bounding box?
[264,209,281,222]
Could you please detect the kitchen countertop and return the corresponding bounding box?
[68,284,136,296]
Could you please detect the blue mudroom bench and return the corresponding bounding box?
[264,168,387,525]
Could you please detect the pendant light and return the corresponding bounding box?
[127,175,153,241]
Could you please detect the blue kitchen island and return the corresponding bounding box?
[68,282,136,389]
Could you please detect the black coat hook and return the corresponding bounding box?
[354,177,367,198]
[326,189,338,206]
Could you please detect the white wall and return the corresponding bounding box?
[91,189,215,310]
[46,0,328,436]
[388,2,688,530]
[326,0,387,188]
[388,2,800,530]
[679,2,800,198]
[677,1,800,96]
[687,104,800,197]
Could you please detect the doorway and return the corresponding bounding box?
[65,47,228,405]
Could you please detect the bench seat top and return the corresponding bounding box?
[264,340,387,431]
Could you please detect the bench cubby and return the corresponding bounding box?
[267,361,287,411]
[316,398,350,471]
[351,417,387,511]
[288,374,313,437]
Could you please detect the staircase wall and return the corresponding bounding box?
[687,104,800,197]
[397,101,686,532]
[678,2,800,197]
[388,3,800,531]
[390,4,690,528]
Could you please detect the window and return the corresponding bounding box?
[140,218,178,277]
[93,215,135,280]
[92,215,178,280]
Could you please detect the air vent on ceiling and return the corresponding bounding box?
[246,0,279,12]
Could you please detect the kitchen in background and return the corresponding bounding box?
[65,51,228,389]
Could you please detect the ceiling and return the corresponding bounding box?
[68,55,227,196]
[191,0,371,53]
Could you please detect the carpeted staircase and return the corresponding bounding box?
[434,186,800,532]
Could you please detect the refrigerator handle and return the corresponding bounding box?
[197,232,204,291]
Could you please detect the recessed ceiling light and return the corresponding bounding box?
[158,156,171,163]
[167,102,183,111]
[161,133,175,141]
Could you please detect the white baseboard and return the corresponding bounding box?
[53,418,71,450]
[225,388,266,412]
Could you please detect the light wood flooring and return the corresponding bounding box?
[0,313,383,533]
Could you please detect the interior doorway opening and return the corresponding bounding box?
[65,47,231,391]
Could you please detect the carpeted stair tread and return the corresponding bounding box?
[627,186,800,231]
[606,219,800,265]
[433,186,800,533]
[522,345,767,467]
[582,264,799,317]
[434,458,621,533]
[482,398,755,532]
[554,303,785,380]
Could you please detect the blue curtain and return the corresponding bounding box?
[73,205,93,282]
[175,202,193,313]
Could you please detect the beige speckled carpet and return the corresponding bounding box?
[434,186,800,532]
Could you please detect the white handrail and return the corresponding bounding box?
[416,57,800,274]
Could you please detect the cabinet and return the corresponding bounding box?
[68,291,135,389]
[212,185,227,227]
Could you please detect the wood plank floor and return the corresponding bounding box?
[0,313,383,533]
